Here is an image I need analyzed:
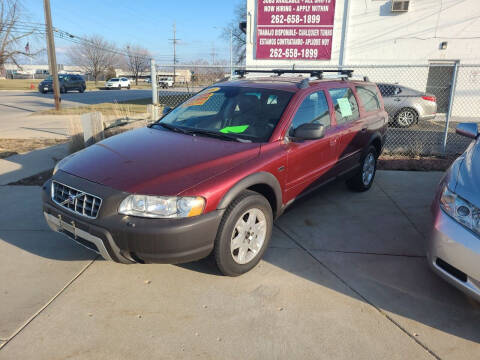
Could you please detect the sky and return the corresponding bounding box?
[20,0,239,65]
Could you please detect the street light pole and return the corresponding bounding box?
[230,28,233,78]
[43,0,60,110]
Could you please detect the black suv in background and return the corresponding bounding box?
[39,74,86,94]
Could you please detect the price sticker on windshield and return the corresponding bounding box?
[182,87,220,107]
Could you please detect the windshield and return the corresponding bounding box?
[159,86,293,142]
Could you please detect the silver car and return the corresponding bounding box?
[428,122,480,301]
[377,83,437,128]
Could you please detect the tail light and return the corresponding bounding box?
[422,95,436,102]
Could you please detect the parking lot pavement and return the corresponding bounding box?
[0,186,95,342]
[0,171,479,359]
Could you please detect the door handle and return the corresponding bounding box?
[330,138,337,146]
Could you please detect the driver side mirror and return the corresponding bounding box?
[456,123,479,139]
[292,123,326,140]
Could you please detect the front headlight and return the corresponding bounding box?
[440,186,480,235]
[118,195,205,218]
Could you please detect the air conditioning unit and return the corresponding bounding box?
[391,0,410,12]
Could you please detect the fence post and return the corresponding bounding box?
[150,58,159,121]
[443,62,459,153]
[81,112,104,147]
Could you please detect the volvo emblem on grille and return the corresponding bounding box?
[61,193,85,206]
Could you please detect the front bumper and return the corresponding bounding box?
[427,206,480,302]
[42,172,223,264]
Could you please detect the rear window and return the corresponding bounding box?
[356,85,381,112]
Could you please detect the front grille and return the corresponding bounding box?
[51,181,102,219]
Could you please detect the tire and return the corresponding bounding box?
[79,86,85,93]
[127,84,130,89]
[118,85,121,90]
[214,190,273,276]
[60,86,66,94]
[395,108,417,128]
[346,146,377,192]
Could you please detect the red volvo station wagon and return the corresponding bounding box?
[43,69,388,276]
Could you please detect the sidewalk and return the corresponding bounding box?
[0,114,72,139]
[0,143,69,185]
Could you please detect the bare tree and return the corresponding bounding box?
[67,35,119,83]
[125,44,150,85]
[0,0,38,72]
[222,2,246,65]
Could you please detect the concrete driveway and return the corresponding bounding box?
[0,171,479,359]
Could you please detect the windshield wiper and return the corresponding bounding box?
[188,129,249,142]
[153,122,193,135]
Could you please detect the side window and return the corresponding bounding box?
[328,87,359,125]
[378,84,397,97]
[356,85,380,112]
[289,91,331,135]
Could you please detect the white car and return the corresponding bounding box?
[158,77,174,88]
[105,77,131,90]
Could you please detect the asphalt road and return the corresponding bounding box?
[0,89,152,120]
[0,88,200,138]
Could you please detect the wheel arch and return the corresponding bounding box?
[217,172,282,218]
[394,106,420,124]
[367,133,383,158]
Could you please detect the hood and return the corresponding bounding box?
[60,127,260,195]
[455,139,480,208]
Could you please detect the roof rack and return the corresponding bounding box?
[234,68,354,79]
[233,69,354,88]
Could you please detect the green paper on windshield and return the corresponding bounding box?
[220,125,249,134]
[337,98,353,117]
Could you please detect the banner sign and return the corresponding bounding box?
[255,0,336,60]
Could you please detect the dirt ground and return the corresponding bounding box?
[378,154,456,171]
[0,139,67,159]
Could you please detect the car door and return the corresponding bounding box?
[355,84,383,146]
[285,89,339,198]
[327,86,364,174]
[378,84,404,120]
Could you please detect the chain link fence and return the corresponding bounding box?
[152,64,479,157]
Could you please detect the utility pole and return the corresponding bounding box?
[230,28,233,78]
[210,43,216,65]
[43,0,60,110]
[169,23,179,85]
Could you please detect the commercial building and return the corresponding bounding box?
[245,0,480,117]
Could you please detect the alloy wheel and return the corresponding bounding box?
[362,153,375,186]
[397,110,415,127]
[230,208,267,265]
